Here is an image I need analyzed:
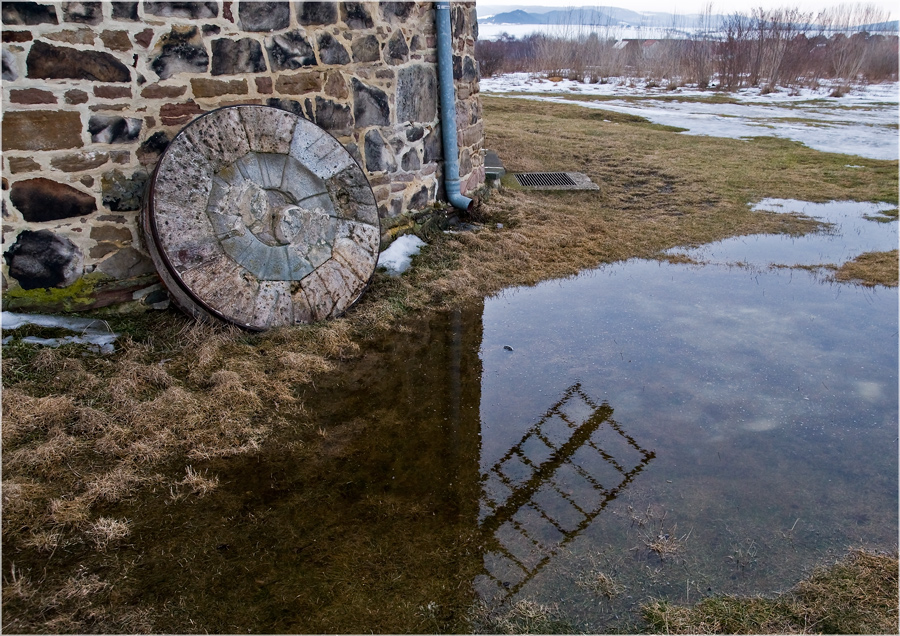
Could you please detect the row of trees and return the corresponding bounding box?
[475,4,898,92]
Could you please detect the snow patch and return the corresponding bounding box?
[377,235,427,276]
[1,311,119,354]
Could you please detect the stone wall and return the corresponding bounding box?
[1,1,483,312]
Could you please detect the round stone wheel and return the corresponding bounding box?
[143,105,380,330]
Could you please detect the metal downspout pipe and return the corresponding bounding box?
[435,0,474,213]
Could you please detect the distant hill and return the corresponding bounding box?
[479,5,899,33]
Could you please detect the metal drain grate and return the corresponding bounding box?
[512,172,599,191]
[515,172,577,187]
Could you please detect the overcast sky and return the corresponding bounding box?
[485,0,897,20]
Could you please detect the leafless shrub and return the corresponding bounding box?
[477,4,897,90]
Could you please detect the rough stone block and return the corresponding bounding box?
[2,110,83,151]
[211,37,267,75]
[160,101,204,126]
[50,152,109,172]
[239,1,289,32]
[384,30,409,65]
[8,157,41,173]
[27,40,130,82]
[350,34,379,64]
[100,29,132,51]
[97,246,156,279]
[2,31,33,42]
[10,88,56,104]
[63,2,102,25]
[151,26,209,79]
[381,2,413,21]
[90,224,132,243]
[44,28,94,44]
[141,84,188,99]
[298,2,337,26]
[101,169,149,211]
[88,115,142,144]
[134,28,153,47]
[191,77,248,98]
[324,71,348,99]
[266,31,316,70]
[351,78,390,127]
[10,177,97,222]
[137,131,170,165]
[314,97,353,136]
[94,85,132,99]
[2,49,18,81]
[4,229,83,289]
[316,33,350,65]
[256,76,273,94]
[2,2,58,25]
[144,2,218,19]
[340,2,373,29]
[274,71,322,94]
[396,64,437,124]
[65,88,89,104]
[111,2,138,21]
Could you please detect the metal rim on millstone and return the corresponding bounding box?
[143,105,380,330]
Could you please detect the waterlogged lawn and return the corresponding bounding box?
[3,96,897,633]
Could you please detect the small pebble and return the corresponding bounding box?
[503,345,514,351]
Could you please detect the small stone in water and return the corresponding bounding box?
[503,345,514,351]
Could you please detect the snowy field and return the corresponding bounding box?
[481,73,900,160]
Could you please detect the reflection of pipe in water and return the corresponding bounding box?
[476,383,654,604]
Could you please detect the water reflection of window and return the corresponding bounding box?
[476,383,654,603]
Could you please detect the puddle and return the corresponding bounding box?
[667,199,898,268]
[24,202,897,632]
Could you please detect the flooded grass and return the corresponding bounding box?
[642,549,899,634]
[2,97,898,633]
[834,250,899,287]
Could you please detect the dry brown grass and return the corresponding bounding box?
[834,250,898,287]
[642,549,899,634]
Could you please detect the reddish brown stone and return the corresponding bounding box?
[50,152,109,172]
[223,1,234,22]
[2,31,33,43]
[110,151,131,164]
[94,86,131,99]
[134,28,154,47]
[274,72,322,95]
[27,41,130,82]
[9,88,56,104]
[190,77,248,98]
[324,71,349,99]
[160,101,204,126]
[94,85,132,99]
[140,84,187,99]
[144,116,156,128]
[100,29,132,51]
[255,76,273,94]
[80,175,94,187]
[8,157,41,173]
[2,110,82,151]
[89,104,129,112]
[9,177,97,222]
[90,225,132,243]
[44,28,94,44]
[65,88,89,104]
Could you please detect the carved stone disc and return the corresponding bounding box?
[143,105,380,330]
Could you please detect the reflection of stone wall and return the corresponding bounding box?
[1,1,483,311]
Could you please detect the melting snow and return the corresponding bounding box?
[377,234,427,276]
[1,311,119,353]
[481,74,899,160]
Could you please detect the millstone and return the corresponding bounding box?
[143,105,380,330]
